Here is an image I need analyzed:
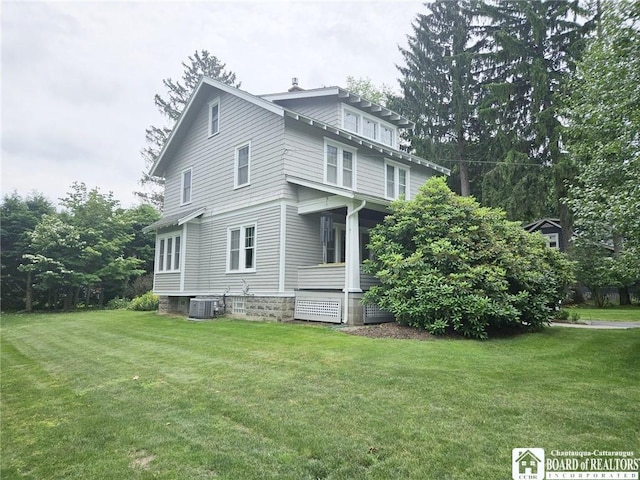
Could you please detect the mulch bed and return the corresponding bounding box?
[339,322,434,340]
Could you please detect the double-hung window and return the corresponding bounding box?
[228,224,256,273]
[543,233,560,249]
[325,140,356,189]
[385,161,409,200]
[181,167,192,205]
[208,98,220,136]
[157,234,181,272]
[235,143,251,188]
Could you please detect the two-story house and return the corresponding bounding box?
[145,77,450,325]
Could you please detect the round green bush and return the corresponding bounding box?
[128,291,159,311]
[363,177,575,339]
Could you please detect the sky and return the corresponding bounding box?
[1,0,424,209]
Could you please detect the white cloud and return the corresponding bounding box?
[1,0,423,209]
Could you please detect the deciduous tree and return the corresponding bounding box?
[0,192,54,310]
[565,1,640,303]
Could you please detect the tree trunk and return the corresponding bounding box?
[25,271,33,312]
[457,132,470,197]
[618,287,631,306]
[459,160,470,197]
[558,201,573,253]
[63,287,73,311]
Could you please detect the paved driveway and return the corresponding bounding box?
[551,321,640,329]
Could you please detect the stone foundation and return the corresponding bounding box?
[158,295,294,321]
[158,296,190,315]
[229,296,295,321]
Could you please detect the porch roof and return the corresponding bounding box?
[286,175,391,214]
[143,206,205,233]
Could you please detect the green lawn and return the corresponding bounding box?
[568,305,640,322]
[2,311,639,480]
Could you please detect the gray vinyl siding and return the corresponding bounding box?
[283,117,435,200]
[154,272,180,293]
[284,206,322,290]
[194,204,282,294]
[182,222,201,292]
[283,119,325,181]
[275,97,340,126]
[162,90,286,218]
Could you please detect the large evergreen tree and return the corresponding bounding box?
[397,0,480,197]
[136,50,240,209]
[478,0,592,238]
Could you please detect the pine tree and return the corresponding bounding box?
[478,0,592,239]
[136,50,240,209]
[397,0,480,197]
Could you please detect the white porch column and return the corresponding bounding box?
[344,201,365,293]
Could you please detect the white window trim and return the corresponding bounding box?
[234,141,251,189]
[324,138,357,190]
[543,233,560,249]
[208,97,220,137]
[384,159,410,200]
[226,223,257,274]
[181,167,193,206]
[156,233,182,273]
[342,104,397,148]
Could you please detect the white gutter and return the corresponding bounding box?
[343,200,367,324]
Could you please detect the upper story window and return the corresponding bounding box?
[342,105,397,147]
[157,233,181,273]
[385,160,409,200]
[235,142,251,188]
[344,110,360,132]
[208,98,220,136]
[228,224,256,273]
[181,167,192,205]
[325,139,356,190]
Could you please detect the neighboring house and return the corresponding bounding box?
[144,77,450,325]
[523,218,564,251]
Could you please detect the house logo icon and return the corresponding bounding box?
[512,448,545,480]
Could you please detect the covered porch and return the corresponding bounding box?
[289,185,394,324]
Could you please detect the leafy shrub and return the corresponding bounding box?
[106,297,131,310]
[363,177,575,339]
[128,291,159,311]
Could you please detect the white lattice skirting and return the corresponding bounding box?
[294,298,342,323]
[363,303,394,324]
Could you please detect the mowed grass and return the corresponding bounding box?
[569,305,640,322]
[2,311,639,480]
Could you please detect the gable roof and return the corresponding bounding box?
[149,78,285,177]
[523,218,562,232]
[261,86,415,129]
[149,77,449,178]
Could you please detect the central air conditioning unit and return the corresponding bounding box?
[189,298,220,319]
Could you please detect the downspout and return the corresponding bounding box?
[343,200,367,324]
